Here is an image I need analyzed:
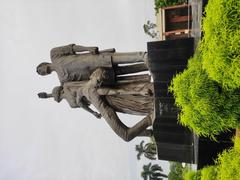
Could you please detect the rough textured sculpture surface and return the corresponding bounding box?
[37,44,148,84]
[37,44,153,141]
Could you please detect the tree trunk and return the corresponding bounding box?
[236,128,240,138]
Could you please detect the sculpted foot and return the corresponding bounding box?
[143,52,149,68]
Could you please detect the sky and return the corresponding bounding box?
[0,0,169,179]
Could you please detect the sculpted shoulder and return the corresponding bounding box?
[50,44,75,62]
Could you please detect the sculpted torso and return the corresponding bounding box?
[50,45,113,83]
[37,44,152,141]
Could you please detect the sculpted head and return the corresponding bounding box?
[38,86,63,103]
[36,62,51,76]
[52,86,64,103]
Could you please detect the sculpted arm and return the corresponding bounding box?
[50,44,76,60]
[81,102,102,119]
[83,68,152,141]
[72,44,99,54]
[50,44,99,61]
[73,45,116,54]
[76,93,101,119]
[86,88,152,141]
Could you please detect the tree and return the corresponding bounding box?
[135,140,157,160]
[143,20,158,39]
[183,170,201,180]
[200,0,240,89]
[169,53,240,138]
[141,163,168,180]
[168,162,184,180]
[154,0,188,13]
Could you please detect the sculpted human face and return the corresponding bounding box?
[37,63,51,75]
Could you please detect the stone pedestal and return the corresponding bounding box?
[148,38,234,168]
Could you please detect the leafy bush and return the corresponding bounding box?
[200,166,217,180]
[168,162,184,180]
[216,137,240,179]
[183,170,201,180]
[169,53,240,138]
[155,0,188,13]
[183,138,240,180]
[143,20,158,39]
[170,0,240,137]
[201,0,240,89]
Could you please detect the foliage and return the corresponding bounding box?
[154,0,188,13]
[143,20,158,39]
[200,166,217,180]
[183,166,218,180]
[183,170,201,180]
[183,137,240,180]
[234,131,240,150]
[200,0,240,89]
[216,137,240,179]
[168,162,184,180]
[141,163,168,180]
[169,53,240,138]
[168,162,193,180]
[135,140,157,160]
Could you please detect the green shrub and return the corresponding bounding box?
[154,0,187,13]
[168,162,184,180]
[200,166,217,180]
[183,170,201,180]
[201,0,240,89]
[169,53,240,138]
[183,166,217,180]
[183,138,240,180]
[216,137,240,179]
[234,134,240,151]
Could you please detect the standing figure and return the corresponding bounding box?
[38,68,154,142]
[36,44,148,84]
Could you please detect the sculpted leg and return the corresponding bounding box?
[84,83,150,141]
[85,89,152,141]
[112,52,148,65]
[90,94,152,142]
[97,82,153,96]
[138,129,153,137]
[115,63,148,75]
[84,68,153,142]
[126,115,153,139]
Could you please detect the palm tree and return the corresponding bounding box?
[141,163,168,180]
[135,140,157,160]
[143,20,158,39]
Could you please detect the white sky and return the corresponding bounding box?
[0,0,169,179]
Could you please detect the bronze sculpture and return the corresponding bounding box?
[37,44,148,84]
[37,44,153,142]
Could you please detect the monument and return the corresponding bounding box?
[37,44,154,142]
[37,41,234,168]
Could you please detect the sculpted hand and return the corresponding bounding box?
[89,68,106,87]
[91,47,99,55]
[93,112,102,119]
